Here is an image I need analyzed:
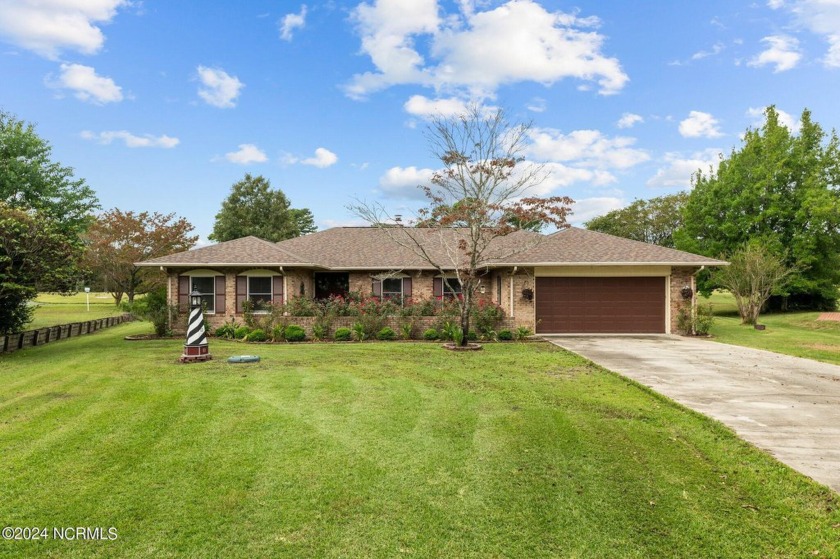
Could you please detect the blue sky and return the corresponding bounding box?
[1,0,838,244]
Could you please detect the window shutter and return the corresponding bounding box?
[403,277,412,298]
[178,276,190,309]
[236,275,247,312]
[433,277,442,299]
[215,276,226,314]
[372,279,382,299]
[273,275,284,305]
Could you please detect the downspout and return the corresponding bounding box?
[510,266,518,319]
[162,267,172,327]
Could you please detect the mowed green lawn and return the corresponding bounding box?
[26,292,124,331]
[1,323,838,558]
[702,291,840,365]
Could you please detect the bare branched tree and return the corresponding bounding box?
[714,243,791,325]
[350,107,573,346]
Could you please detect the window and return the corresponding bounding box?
[191,276,215,313]
[442,278,463,298]
[248,276,273,312]
[382,278,403,301]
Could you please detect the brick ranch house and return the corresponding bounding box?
[137,226,726,335]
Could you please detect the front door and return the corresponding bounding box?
[314,272,349,300]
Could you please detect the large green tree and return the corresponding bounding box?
[1,111,99,235]
[676,107,840,310]
[84,209,198,305]
[585,192,688,248]
[209,174,316,242]
[0,203,82,333]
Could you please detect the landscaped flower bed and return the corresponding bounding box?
[212,292,520,343]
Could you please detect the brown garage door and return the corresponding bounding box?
[535,277,666,334]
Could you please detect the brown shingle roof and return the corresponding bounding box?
[507,227,727,265]
[137,236,316,267]
[275,227,543,269]
[138,227,727,269]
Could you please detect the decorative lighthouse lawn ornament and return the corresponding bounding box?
[180,289,212,363]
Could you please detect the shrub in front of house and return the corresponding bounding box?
[376,327,397,341]
[471,300,505,337]
[234,326,251,340]
[351,322,367,341]
[215,323,235,339]
[284,325,306,342]
[399,320,414,340]
[515,326,532,340]
[497,329,513,341]
[246,328,267,342]
[423,328,439,341]
[283,296,318,317]
[311,323,327,341]
[334,327,352,341]
[271,325,285,342]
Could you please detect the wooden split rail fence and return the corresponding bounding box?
[1,314,133,354]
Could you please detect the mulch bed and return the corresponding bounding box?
[816,313,840,322]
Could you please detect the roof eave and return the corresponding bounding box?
[495,261,729,267]
[135,262,326,269]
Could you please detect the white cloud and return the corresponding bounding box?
[404,95,470,118]
[769,0,840,67]
[280,5,307,41]
[49,63,123,104]
[378,166,435,199]
[569,196,625,225]
[691,42,724,60]
[647,149,722,188]
[748,35,802,72]
[526,128,650,169]
[746,106,801,133]
[526,97,547,113]
[197,66,244,108]
[678,111,723,138]
[0,0,127,59]
[616,112,643,129]
[529,162,616,196]
[225,144,267,164]
[80,130,179,148]
[346,0,628,99]
[301,147,338,168]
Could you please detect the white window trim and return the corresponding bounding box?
[247,276,274,314]
[436,274,463,295]
[242,270,281,314]
[381,277,404,301]
[187,272,217,315]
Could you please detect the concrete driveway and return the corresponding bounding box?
[544,335,840,493]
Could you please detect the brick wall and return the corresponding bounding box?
[669,267,697,334]
[167,267,535,336]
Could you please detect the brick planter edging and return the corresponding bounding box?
[189,315,523,340]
